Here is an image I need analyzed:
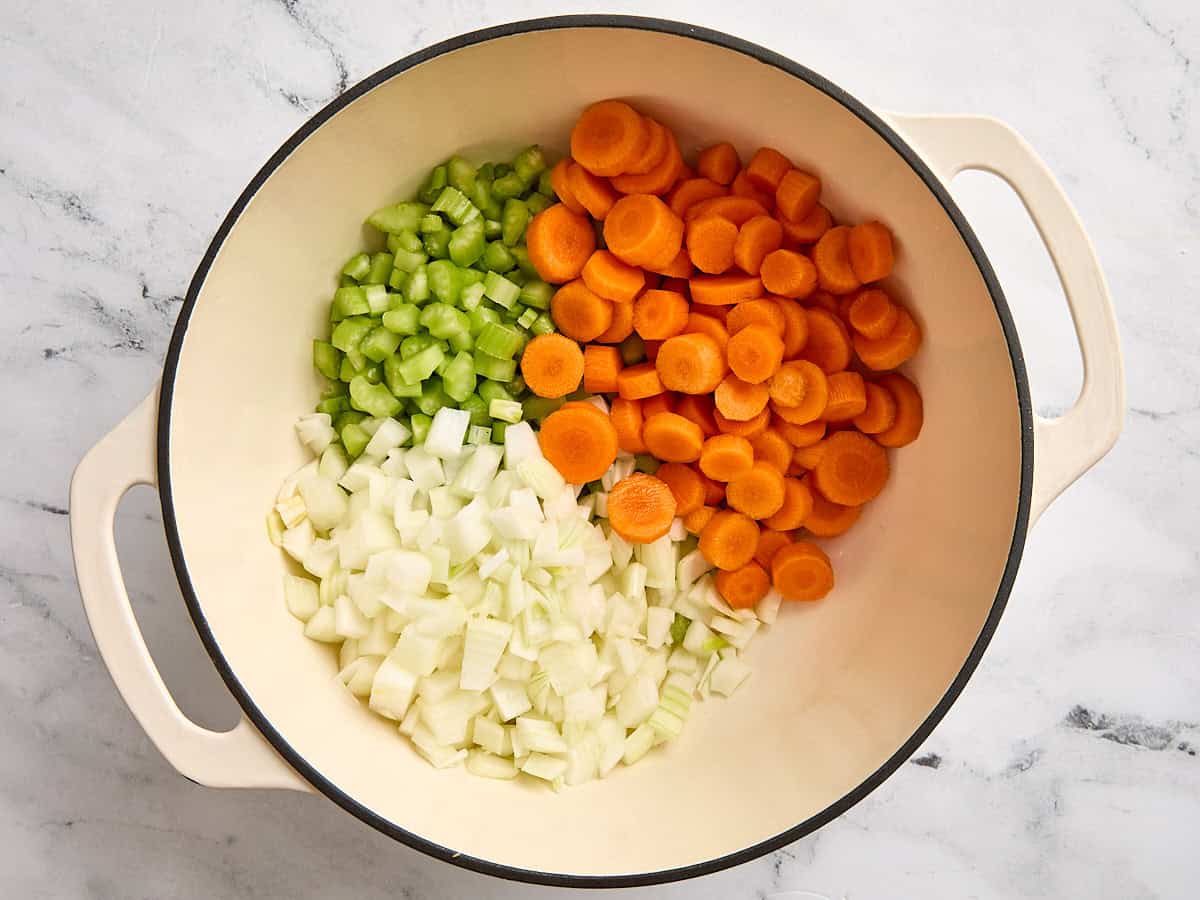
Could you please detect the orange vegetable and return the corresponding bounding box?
[582,249,645,303]
[853,382,898,434]
[771,541,834,601]
[643,411,705,463]
[616,361,665,400]
[571,99,649,177]
[684,505,717,535]
[730,169,776,210]
[726,461,787,519]
[538,403,619,484]
[686,214,739,274]
[774,296,810,358]
[675,393,719,437]
[800,308,853,373]
[715,374,770,421]
[822,371,868,422]
[745,147,793,192]
[854,306,922,370]
[803,484,861,537]
[520,333,584,399]
[847,288,898,339]
[699,509,761,571]
[624,117,670,175]
[684,195,769,226]
[790,438,828,471]
[654,462,706,516]
[550,279,613,342]
[641,391,676,420]
[760,476,814,531]
[749,428,792,473]
[775,418,826,448]
[607,472,677,544]
[668,178,728,218]
[726,323,785,385]
[610,397,647,453]
[633,288,690,340]
[753,528,793,568]
[698,433,755,482]
[691,301,730,323]
[682,312,730,353]
[603,193,685,270]
[594,298,635,344]
[610,128,683,195]
[775,169,821,222]
[696,142,740,186]
[526,204,597,284]
[812,225,862,295]
[874,373,923,447]
[805,290,840,315]
[655,332,727,394]
[549,159,586,215]
[781,204,833,246]
[565,162,619,219]
[726,298,786,336]
[715,562,771,609]
[714,406,770,438]
[582,344,623,394]
[695,467,726,505]
[767,359,822,408]
[811,431,889,505]
[733,215,784,276]
[646,248,694,279]
[689,273,764,307]
[848,221,895,283]
[760,249,818,299]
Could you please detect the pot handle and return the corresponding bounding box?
[70,387,310,792]
[887,113,1125,524]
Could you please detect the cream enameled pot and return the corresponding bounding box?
[70,17,1123,888]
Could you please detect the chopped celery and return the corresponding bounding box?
[332,286,370,320]
[397,345,445,385]
[332,317,374,356]
[349,376,401,418]
[342,422,371,457]
[366,202,429,234]
[313,340,341,379]
[483,271,520,309]
[448,330,474,353]
[316,394,350,416]
[338,356,361,382]
[477,380,513,405]
[382,305,420,335]
[467,424,492,445]
[501,199,530,247]
[418,165,447,205]
[474,350,516,382]
[388,267,408,292]
[670,614,690,646]
[468,306,501,336]
[414,378,452,416]
[524,192,553,215]
[338,274,356,288]
[537,167,555,196]
[422,228,451,260]
[400,333,436,358]
[392,247,428,273]
[476,322,523,360]
[462,267,485,287]
[420,214,445,234]
[516,307,538,330]
[489,399,523,424]
[491,421,507,443]
[342,253,370,280]
[447,156,477,194]
[472,178,494,215]
[419,303,470,341]
[442,351,477,402]
[522,395,562,421]
[510,245,539,279]
[460,393,489,426]
[364,252,394,285]
[619,333,646,365]
[529,313,555,336]
[409,413,432,444]
[404,266,430,304]
[483,241,515,273]
[361,326,401,362]
[508,374,526,395]
[491,171,526,200]
[449,219,486,267]
[333,410,367,432]
[518,280,552,310]
[427,259,463,305]
[431,186,481,225]
[362,284,389,315]
[384,356,422,397]
[512,146,547,183]
[484,219,503,241]
[361,362,383,384]
[461,282,486,311]
[634,454,660,474]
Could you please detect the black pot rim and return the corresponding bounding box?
[157,14,1033,890]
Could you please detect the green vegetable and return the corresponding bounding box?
[518,280,553,311]
[449,219,486,267]
[366,202,429,234]
[342,253,370,281]
[501,199,530,247]
[483,271,520,309]
[530,313,555,336]
[489,398,523,424]
[382,305,420,335]
[342,422,371,457]
[427,259,463,305]
[361,326,401,363]
[364,252,394,285]
[474,350,516,382]
[349,376,401,418]
[409,413,432,445]
[431,186,481,226]
[313,340,341,379]
[670,614,690,646]
[512,146,547,183]
[476,322,523,360]
[441,351,477,402]
[483,240,516,273]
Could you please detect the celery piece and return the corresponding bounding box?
[365,252,393,285]
[619,333,646,365]
[361,362,383,384]
[383,355,422,397]
[316,395,350,416]
[448,330,474,354]
[462,267,485,287]
[460,282,486,311]
[516,307,538,330]
[366,202,430,234]
[349,376,401,418]
[397,345,445,385]
[414,378,452,416]
[460,393,489,427]
[431,186,481,226]
[448,219,486,268]
[392,248,427,273]
[489,399,523,424]
[484,219,503,241]
[362,284,389,315]
[419,303,470,341]
[474,350,516,382]
[467,425,492,446]
[418,165,447,205]
[468,305,501,336]
[513,146,547,183]
[427,260,463,305]
[510,245,539,280]
[524,193,553,215]
[400,333,436,359]
[483,241,515,273]
[538,167,555,196]
[410,413,432,445]
[483,271,520,309]
[491,421,507,444]
[361,326,401,363]
[518,280,552,311]
[313,340,341,379]
[332,286,370,320]
[342,423,371,458]
[634,454,660,474]
[500,199,530,247]
[670,614,690,646]
[420,214,445,234]
[388,268,408,293]
[334,410,367,431]
[472,179,493,216]
[342,252,371,280]
[491,172,526,201]
[476,322,523,360]
[332,316,374,355]
[447,156,477,194]
[508,269,529,288]
[529,313,555,336]
[477,380,513,405]
[483,198,504,222]
[321,378,348,398]
[508,374,526,395]
[382,305,420,335]
[338,355,360,382]
[522,396,563,422]
[442,351,477,402]
[338,274,356,288]
[404,266,430,304]
[423,228,451,260]
[393,231,424,253]
[494,163,512,178]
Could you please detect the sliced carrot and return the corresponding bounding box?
[641,391,676,420]
[583,344,622,394]
[781,204,833,246]
[822,371,868,422]
[733,215,784,276]
[682,312,730,353]
[689,273,764,307]
[610,396,647,453]
[836,291,858,323]
[616,361,664,400]
[812,225,862,295]
[686,214,739,274]
[695,467,726,505]
[565,162,619,219]
[848,221,895,283]
[811,431,889,505]
[775,169,821,223]
[526,204,597,284]
[715,562,771,609]
[654,332,727,394]
[549,159,586,214]
[745,147,793,192]
[624,117,669,175]
[769,358,827,412]
[594,298,634,344]
[771,541,834,601]
[603,193,685,270]
[805,290,840,315]
[698,510,760,571]
[726,323,785,387]
[853,382,898,434]
[654,462,706,516]
[683,505,717,535]
[730,169,776,210]
[803,479,862,537]
[715,374,770,422]
[696,142,740,186]
[714,406,770,438]
[691,301,730,323]
[775,418,826,448]
[684,195,769,226]
[571,100,650,177]
[550,279,613,342]
[760,249,818,300]
[774,296,810,358]
[847,288,898,339]
[582,249,645,303]
[633,288,689,340]
[760,476,814,531]
[874,373,923,447]
[698,433,755,482]
[610,129,683,195]
[520,333,584,399]
[749,428,792,473]
[800,308,853,374]
[643,411,705,463]
[668,178,728,218]
[675,393,719,437]
[726,298,786,336]
[646,248,694,279]
[854,306,922,370]
[538,403,619,484]
[726,461,787,519]
[607,472,677,544]
[790,438,828,471]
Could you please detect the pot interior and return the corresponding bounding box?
[163,23,1025,880]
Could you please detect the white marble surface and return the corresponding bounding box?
[2,0,1197,896]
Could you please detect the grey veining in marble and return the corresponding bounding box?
[2,0,1197,897]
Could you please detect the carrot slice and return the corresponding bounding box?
[749,427,792,473]
[668,178,728,218]
[643,411,705,463]
[767,359,825,410]
[773,296,810,358]
[655,332,727,394]
[571,100,650,177]
[520,333,584,399]
[714,406,770,438]
[726,461,787,519]
[583,344,623,394]
[800,308,853,373]
[633,289,689,340]
[691,301,730,323]
[538,403,619,484]
[790,438,829,471]
[610,397,647,453]
[822,371,868,422]
[699,510,760,571]
[745,147,793,192]
[803,480,862,537]
[854,306,922,370]
[811,431,889,505]
[616,361,664,400]
[760,249,818,300]
[695,468,726,505]
[771,541,834,601]
[730,169,776,210]
[549,159,586,215]
[582,250,645,304]
[684,195,769,226]
[805,290,840,315]
[715,374,770,422]
[853,382,898,434]
[874,373,923,447]
[675,393,719,437]
[594,298,634,344]
[760,476,814,531]
[550,279,613,342]
[775,417,826,448]
[624,117,670,175]
[607,472,677,544]
[726,324,785,387]
[733,215,784,276]
[847,288,898,339]
[610,128,683,195]
[682,312,730,353]
[641,391,676,420]
[655,462,706,516]
[526,204,597,284]
[715,562,771,609]
[726,298,786,336]
[684,505,717,535]
[604,193,685,270]
[689,273,764,307]
[812,225,862,295]
[698,433,754,482]
[566,162,619,219]
[646,248,694,279]
[848,221,895,283]
[780,203,833,247]
[774,169,821,223]
[696,142,740,186]
[686,214,739,275]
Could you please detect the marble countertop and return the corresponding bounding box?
[3,0,1197,897]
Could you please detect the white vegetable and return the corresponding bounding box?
[467,750,519,779]
[280,518,315,563]
[472,717,511,756]
[275,494,307,529]
[338,460,380,494]
[302,537,339,579]
[517,457,565,499]
[334,594,371,639]
[452,443,503,497]
[364,417,411,457]
[615,674,659,729]
[459,617,512,691]
[295,413,336,455]
[520,752,567,783]
[282,575,319,622]
[490,679,532,722]
[645,606,674,649]
[676,549,712,595]
[515,716,568,754]
[501,421,540,469]
[303,606,339,642]
[444,498,491,564]
[756,588,783,625]
[403,447,445,491]
[411,725,466,769]
[320,444,350,482]
[424,407,470,459]
[710,657,752,697]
